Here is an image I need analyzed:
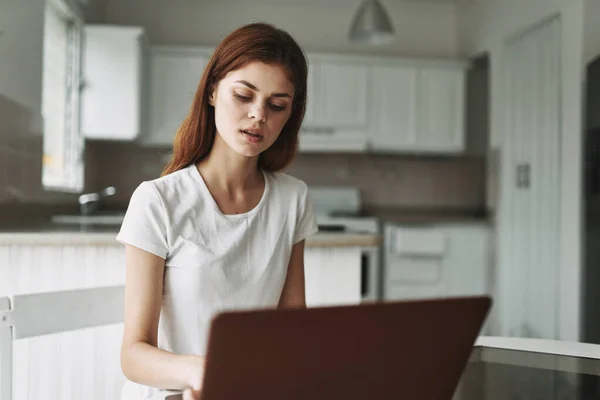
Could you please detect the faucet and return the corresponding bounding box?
[78,186,116,215]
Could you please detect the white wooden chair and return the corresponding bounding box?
[0,286,124,400]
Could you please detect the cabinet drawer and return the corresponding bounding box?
[386,256,443,284]
[385,282,446,301]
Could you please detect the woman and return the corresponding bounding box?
[115,22,318,400]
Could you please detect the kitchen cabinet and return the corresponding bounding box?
[142,47,212,147]
[0,238,363,398]
[299,56,370,152]
[383,223,490,304]
[304,247,362,307]
[81,25,146,141]
[370,65,418,151]
[371,63,466,153]
[417,67,465,152]
[0,243,126,400]
[131,45,467,154]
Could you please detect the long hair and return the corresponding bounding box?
[161,23,308,177]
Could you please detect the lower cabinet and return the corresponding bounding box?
[0,242,363,399]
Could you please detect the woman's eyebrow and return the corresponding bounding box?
[235,80,291,98]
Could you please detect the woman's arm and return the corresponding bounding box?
[120,244,204,391]
[278,240,307,308]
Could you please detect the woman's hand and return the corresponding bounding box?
[182,355,205,397]
[183,388,202,400]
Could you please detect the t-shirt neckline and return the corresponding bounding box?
[188,163,269,219]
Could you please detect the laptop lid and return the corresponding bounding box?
[199,296,492,400]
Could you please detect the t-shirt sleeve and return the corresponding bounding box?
[115,181,169,259]
[293,182,319,244]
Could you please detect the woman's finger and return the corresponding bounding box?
[182,388,202,400]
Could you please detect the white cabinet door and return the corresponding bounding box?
[384,224,490,302]
[299,57,369,152]
[370,63,465,153]
[304,247,362,307]
[0,244,126,400]
[317,62,368,127]
[81,25,145,141]
[143,47,211,147]
[371,65,418,151]
[417,67,465,152]
[303,60,318,127]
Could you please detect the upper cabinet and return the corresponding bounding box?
[370,65,418,151]
[417,67,465,152]
[81,25,146,141]
[300,56,370,152]
[79,35,468,154]
[370,62,466,153]
[142,47,211,147]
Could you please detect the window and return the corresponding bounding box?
[41,0,84,192]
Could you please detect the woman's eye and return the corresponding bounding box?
[234,93,252,102]
[269,103,286,112]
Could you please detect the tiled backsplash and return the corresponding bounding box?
[288,153,486,210]
[0,94,85,206]
[85,141,487,211]
[0,91,486,211]
[0,116,486,211]
[0,94,45,204]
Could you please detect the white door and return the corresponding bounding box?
[417,67,465,152]
[497,17,561,339]
[144,47,211,147]
[370,65,418,151]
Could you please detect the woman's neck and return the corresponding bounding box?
[196,139,262,194]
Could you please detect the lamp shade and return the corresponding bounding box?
[349,0,395,45]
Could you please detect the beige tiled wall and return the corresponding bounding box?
[86,141,487,211]
[0,90,486,210]
[0,94,45,204]
[0,94,82,206]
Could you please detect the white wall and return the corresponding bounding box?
[458,0,585,342]
[103,0,459,57]
[0,0,46,113]
[0,0,90,115]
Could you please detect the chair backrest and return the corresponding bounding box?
[0,285,125,400]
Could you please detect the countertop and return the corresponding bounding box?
[0,205,488,247]
[0,224,382,248]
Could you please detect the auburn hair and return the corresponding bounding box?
[161,22,308,177]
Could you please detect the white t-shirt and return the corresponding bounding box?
[115,163,319,399]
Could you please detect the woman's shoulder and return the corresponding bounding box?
[266,171,309,195]
[129,165,200,209]
[134,165,195,194]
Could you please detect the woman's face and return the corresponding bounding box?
[209,61,296,158]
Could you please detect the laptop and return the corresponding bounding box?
[159,296,491,400]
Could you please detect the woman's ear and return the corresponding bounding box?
[208,85,217,106]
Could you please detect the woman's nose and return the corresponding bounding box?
[248,103,267,122]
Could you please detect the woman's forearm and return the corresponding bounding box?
[121,341,204,391]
